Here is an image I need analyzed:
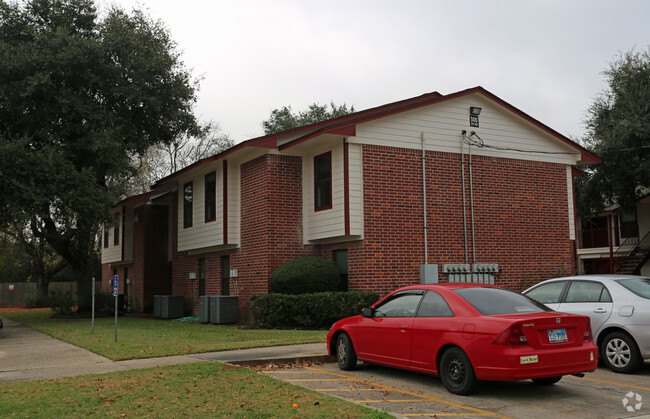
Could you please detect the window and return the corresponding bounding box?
[103,225,109,248]
[314,152,332,210]
[620,210,639,238]
[416,291,454,317]
[617,277,650,299]
[455,287,551,315]
[373,291,423,317]
[526,281,567,304]
[183,182,193,228]
[204,172,216,222]
[565,281,612,303]
[113,213,120,246]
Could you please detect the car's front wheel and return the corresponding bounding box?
[439,347,478,395]
[336,333,357,370]
[601,332,642,373]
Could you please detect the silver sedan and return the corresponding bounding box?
[524,275,650,373]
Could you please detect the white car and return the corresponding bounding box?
[524,275,650,373]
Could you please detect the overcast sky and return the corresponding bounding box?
[105,0,650,143]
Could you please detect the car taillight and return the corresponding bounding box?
[584,322,593,343]
[493,324,529,346]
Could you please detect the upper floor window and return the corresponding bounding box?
[314,151,332,211]
[113,213,120,246]
[103,225,109,248]
[183,182,193,228]
[205,171,216,222]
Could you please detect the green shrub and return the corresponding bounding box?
[270,256,341,294]
[22,292,48,308]
[48,289,75,316]
[251,291,380,329]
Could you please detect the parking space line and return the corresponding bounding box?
[568,375,650,392]
[285,378,354,382]
[304,366,513,419]
[360,399,428,403]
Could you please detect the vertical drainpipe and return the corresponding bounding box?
[469,141,477,265]
[461,135,469,264]
[421,133,428,264]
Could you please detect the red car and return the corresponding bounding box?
[327,283,598,395]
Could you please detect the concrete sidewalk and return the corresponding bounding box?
[0,318,332,383]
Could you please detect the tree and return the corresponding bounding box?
[2,223,67,301]
[0,0,201,310]
[122,122,234,196]
[577,48,650,216]
[262,102,355,135]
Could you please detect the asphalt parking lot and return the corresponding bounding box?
[263,361,650,418]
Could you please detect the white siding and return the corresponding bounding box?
[177,162,227,252]
[101,209,122,264]
[350,93,582,166]
[226,162,241,245]
[303,142,347,242]
[566,166,576,241]
[348,143,364,236]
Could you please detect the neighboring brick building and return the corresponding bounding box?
[101,87,599,321]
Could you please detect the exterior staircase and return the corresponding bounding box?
[614,232,650,275]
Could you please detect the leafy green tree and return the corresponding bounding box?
[577,48,650,215]
[0,0,201,310]
[126,121,234,196]
[2,223,67,300]
[262,102,355,135]
[0,232,32,284]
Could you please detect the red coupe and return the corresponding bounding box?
[327,283,598,395]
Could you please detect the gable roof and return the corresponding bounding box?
[153,86,600,188]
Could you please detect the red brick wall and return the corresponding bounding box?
[236,154,307,314]
[351,145,574,293]
[103,145,576,317]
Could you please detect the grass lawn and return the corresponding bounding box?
[0,308,390,417]
[0,362,389,418]
[0,308,327,360]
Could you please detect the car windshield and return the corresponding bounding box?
[454,287,552,315]
[616,277,650,299]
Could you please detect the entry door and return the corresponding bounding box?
[356,292,423,367]
[557,280,613,334]
[221,256,230,296]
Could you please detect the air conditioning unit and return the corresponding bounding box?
[199,296,210,323]
[209,296,239,324]
[154,295,184,319]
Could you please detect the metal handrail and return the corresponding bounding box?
[613,231,650,272]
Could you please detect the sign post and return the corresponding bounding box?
[113,275,119,342]
[91,277,95,335]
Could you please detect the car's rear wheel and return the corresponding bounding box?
[336,333,357,370]
[532,376,562,385]
[601,332,642,373]
[439,347,478,395]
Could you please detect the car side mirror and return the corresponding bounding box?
[362,307,374,317]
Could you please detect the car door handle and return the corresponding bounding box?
[400,324,409,330]
[593,308,608,314]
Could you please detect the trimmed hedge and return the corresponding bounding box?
[269,256,341,294]
[251,291,380,329]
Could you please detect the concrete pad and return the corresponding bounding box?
[0,318,113,382]
[0,318,332,382]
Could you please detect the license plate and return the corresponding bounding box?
[547,328,568,343]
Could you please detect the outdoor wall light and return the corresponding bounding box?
[469,106,482,116]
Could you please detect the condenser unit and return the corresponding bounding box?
[209,296,239,324]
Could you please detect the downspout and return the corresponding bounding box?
[461,133,469,264]
[468,140,477,265]
[421,133,428,264]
